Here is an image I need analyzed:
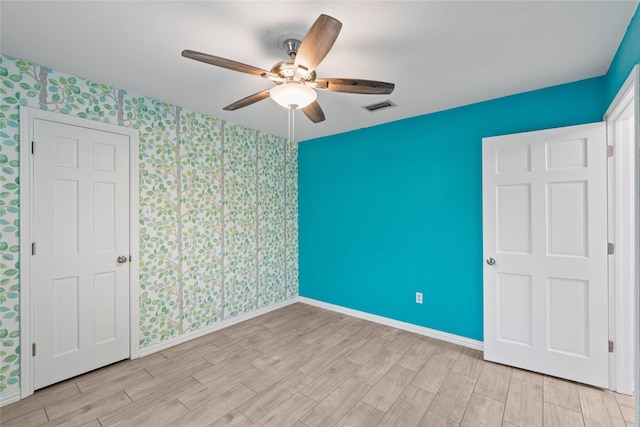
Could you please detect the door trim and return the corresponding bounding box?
[603,65,639,395]
[19,107,140,398]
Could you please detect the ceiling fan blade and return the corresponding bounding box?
[182,49,275,78]
[294,15,342,75]
[302,101,325,123]
[223,89,271,111]
[312,78,395,95]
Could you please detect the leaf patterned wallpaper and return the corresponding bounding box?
[0,54,298,395]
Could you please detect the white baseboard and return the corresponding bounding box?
[298,297,484,351]
[139,298,299,358]
[0,389,22,407]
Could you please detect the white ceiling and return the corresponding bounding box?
[1,1,637,141]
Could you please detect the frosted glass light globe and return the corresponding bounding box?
[270,81,317,109]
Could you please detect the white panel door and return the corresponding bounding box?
[33,118,130,389]
[483,122,609,387]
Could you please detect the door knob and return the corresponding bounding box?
[117,255,128,264]
[486,257,496,265]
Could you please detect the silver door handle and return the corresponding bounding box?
[117,255,128,264]
[486,257,496,265]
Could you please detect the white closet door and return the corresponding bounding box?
[483,122,608,387]
[33,118,130,389]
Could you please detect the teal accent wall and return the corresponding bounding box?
[299,3,640,341]
[604,4,640,105]
[299,77,606,341]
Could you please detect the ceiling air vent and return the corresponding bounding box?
[363,100,396,112]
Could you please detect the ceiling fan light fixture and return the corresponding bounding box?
[183,14,393,124]
[270,81,317,109]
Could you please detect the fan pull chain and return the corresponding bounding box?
[287,107,296,157]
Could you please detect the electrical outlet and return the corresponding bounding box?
[196,294,204,305]
[416,292,423,304]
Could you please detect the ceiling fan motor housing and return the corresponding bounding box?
[271,60,316,82]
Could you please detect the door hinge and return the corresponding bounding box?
[32,343,36,356]
[608,243,614,255]
[31,242,36,255]
[606,145,614,157]
[31,140,35,154]
[609,340,614,352]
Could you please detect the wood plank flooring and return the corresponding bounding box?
[1,303,635,426]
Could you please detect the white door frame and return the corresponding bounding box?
[19,107,140,398]
[603,65,639,396]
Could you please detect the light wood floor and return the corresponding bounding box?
[1,303,635,426]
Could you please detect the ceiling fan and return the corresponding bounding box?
[182,14,395,123]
